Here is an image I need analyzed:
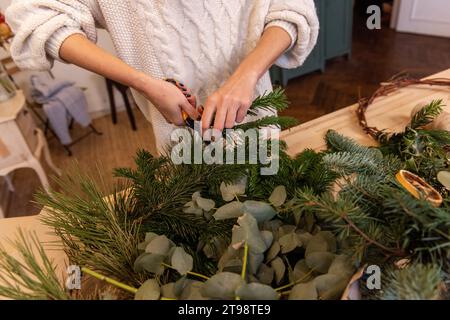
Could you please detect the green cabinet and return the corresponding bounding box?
[270,0,353,86]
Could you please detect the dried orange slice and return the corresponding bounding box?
[395,170,443,207]
[437,171,450,191]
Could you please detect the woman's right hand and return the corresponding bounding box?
[132,72,199,126]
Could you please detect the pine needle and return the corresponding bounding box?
[0,230,70,300]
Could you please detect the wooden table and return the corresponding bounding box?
[1,68,449,289]
[281,69,450,155]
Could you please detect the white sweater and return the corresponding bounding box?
[6,0,319,152]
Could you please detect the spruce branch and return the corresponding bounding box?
[410,99,444,129]
[381,263,443,300]
[247,87,290,116]
[234,116,298,131]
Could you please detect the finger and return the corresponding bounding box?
[202,99,217,131]
[213,103,229,132]
[186,94,197,109]
[225,105,238,129]
[180,100,199,121]
[161,109,179,126]
[236,106,248,123]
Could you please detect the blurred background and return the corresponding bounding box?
[0,0,449,219]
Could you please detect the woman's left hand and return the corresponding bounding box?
[202,70,258,132]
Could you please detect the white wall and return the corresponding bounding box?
[395,0,450,37]
[0,0,124,115]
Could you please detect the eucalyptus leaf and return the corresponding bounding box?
[262,219,284,235]
[328,254,355,278]
[296,231,313,248]
[220,177,247,202]
[202,243,215,259]
[144,232,159,243]
[135,279,160,300]
[171,247,194,275]
[289,281,317,300]
[201,272,246,300]
[271,257,286,285]
[269,186,287,207]
[214,201,243,220]
[133,252,165,274]
[196,197,216,212]
[279,233,302,254]
[278,225,296,238]
[192,191,201,202]
[236,283,279,300]
[179,280,207,300]
[257,264,274,285]
[242,200,277,223]
[305,233,329,256]
[305,251,335,274]
[145,235,173,255]
[314,274,349,300]
[317,231,337,253]
[218,247,241,272]
[261,231,274,249]
[161,282,177,299]
[248,252,264,275]
[231,213,267,253]
[174,277,191,297]
[266,241,280,263]
[291,259,313,282]
[223,258,243,274]
[183,204,203,215]
[437,171,450,190]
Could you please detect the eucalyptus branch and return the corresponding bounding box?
[161,263,210,281]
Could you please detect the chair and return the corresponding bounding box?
[105,78,137,131]
[0,90,61,218]
[0,56,102,156]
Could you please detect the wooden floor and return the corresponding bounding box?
[5,111,156,218]
[281,14,450,123]
[4,13,450,218]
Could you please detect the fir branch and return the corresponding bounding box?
[293,188,404,257]
[381,263,443,300]
[0,230,70,300]
[410,99,444,129]
[247,87,290,116]
[234,116,298,131]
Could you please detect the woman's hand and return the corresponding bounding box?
[58,34,199,126]
[132,73,199,126]
[202,26,292,132]
[202,70,258,132]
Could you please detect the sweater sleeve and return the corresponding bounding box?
[5,0,98,70]
[265,0,319,69]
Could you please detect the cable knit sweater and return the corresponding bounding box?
[6,0,319,153]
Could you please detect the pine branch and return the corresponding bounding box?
[36,172,145,287]
[0,230,70,300]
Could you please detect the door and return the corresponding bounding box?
[395,0,450,37]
